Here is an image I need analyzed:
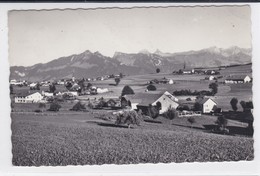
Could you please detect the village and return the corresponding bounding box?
[10,63,253,136]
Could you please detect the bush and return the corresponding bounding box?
[147,84,157,91]
[115,110,142,128]
[215,116,228,128]
[193,102,201,111]
[187,117,196,128]
[48,102,61,112]
[209,82,218,95]
[147,104,160,119]
[163,107,178,120]
[115,77,121,86]
[121,85,135,96]
[230,98,238,111]
[34,109,42,113]
[71,101,87,111]
[38,103,46,109]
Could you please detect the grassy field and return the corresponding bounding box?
[11,111,253,166]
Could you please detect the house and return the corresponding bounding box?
[205,70,219,75]
[96,87,109,94]
[196,98,217,113]
[225,75,251,84]
[14,92,43,103]
[182,69,194,74]
[205,75,216,81]
[168,79,174,85]
[122,91,179,114]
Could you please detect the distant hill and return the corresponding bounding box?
[10,46,251,81]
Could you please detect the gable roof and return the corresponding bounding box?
[15,91,41,97]
[225,75,250,81]
[124,91,178,106]
[197,98,217,105]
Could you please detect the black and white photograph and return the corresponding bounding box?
[7,4,255,167]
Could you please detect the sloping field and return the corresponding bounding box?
[12,113,253,166]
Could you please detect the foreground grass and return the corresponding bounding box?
[12,113,253,166]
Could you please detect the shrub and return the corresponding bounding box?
[186,98,192,101]
[163,107,178,120]
[115,77,121,86]
[215,116,228,128]
[187,117,196,128]
[71,101,87,111]
[230,98,238,111]
[38,103,46,109]
[34,109,42,113]
[115,110,142,128]
[147,84,157,91]
[147,104,160,119]
[121,85,135,96]
[193,102,201,111]
[156,68,160,73]
[209,82,218,95]
[177,105,190,111]
[48,102,61,112]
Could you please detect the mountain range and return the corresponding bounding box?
[10,46,252,81]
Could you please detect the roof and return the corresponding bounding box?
[123,91,178,106]
[197,98,217,105]
[225,75,251,81]
[15,91,40,97]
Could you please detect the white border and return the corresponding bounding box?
[0,3,259,176]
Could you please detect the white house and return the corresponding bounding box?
[182,69,194,74]
[205,76,216,81]
[15,92,43,103]
[168,79,174,85]
[197,98,217,113]
[122,91,179,114]
[225,75,251,84]
[96,87,109,94]
[151,91,179,114]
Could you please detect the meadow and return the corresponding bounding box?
[11,112,253,166]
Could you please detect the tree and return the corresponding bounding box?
[187,117,196,128]
[240,100,253,112]
[65,81,73,90]
[193,102,201,111]
[121,85,135,96]
[49,83,56,93]
[115,77,121,86]
[38,103,46,112]
[230,97,238,111]
[147,104,160,119]
[36,82,40,90]
[215,116,229,134]
[156,68,160,73]
[163,106,178,120]
[86,83,92,90]
[71,101,87,111]
[147,84,157,91]
[209,82,218,95]
[48,102,61,112]
[119,73,124,78]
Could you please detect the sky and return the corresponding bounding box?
[8,5,251,66]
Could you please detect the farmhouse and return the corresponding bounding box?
[122,91,179,114]
[182,69,194,74]
[196,98,217,113]
[225,75,251,84]
[14,92,43,103]
[205,76,216,81]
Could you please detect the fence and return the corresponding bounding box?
[178,111,201,117]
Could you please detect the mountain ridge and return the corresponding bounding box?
[10,46,252,81]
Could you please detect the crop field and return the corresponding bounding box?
[11,112,253,166]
